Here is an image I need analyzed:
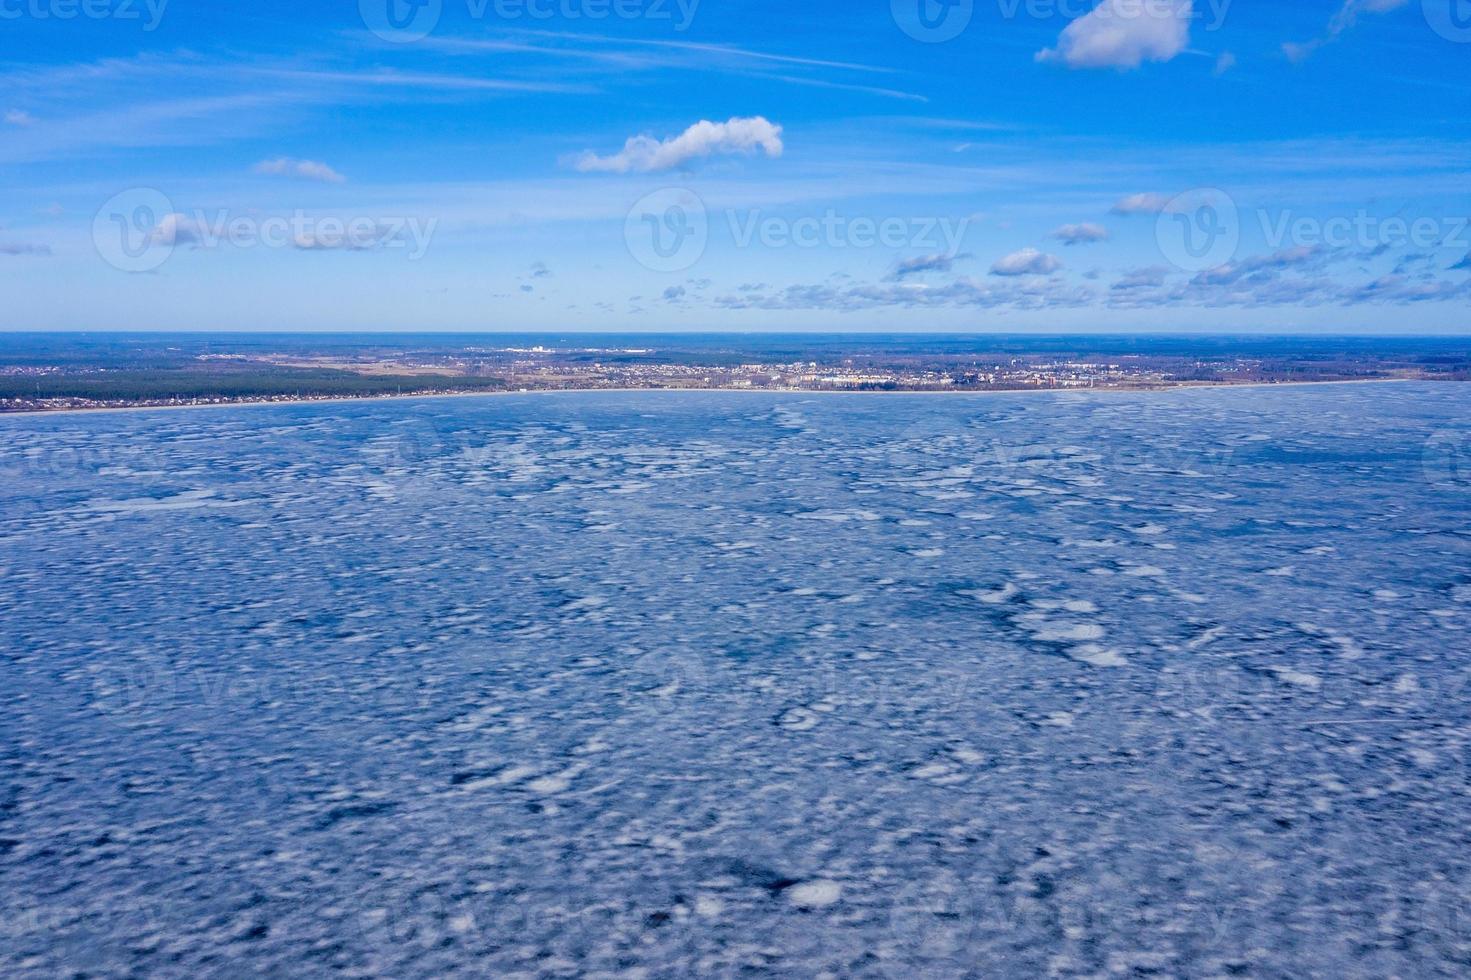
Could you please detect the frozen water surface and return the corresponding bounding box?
[2,384,1470,977]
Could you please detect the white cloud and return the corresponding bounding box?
[574,116,783,174]
[292,225,393,251]
[1037,0,1194,70]
[4,109,34,126]
[1052,222,1110,245]
[888,253,969,280]
[0,242,51,256]
[1348,274,1470,304]
[149,213,204,247]
[254,157,347,184]
[1111,265,1173,291]
[991,248,1063,277]
[714,276,1094,312]
[1191,245,1330,285]
[1213,52,1237,75]
[1110,192,1172,215]
[1284,0,1410,61]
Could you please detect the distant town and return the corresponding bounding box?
[2,333,1467,413]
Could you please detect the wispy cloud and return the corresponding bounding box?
[0,49,590,165]
[417,31,924,102]
[1284,0,1411,62]
[1106,244,1470,308]
[715,276,1094,312]
[757,74,927,104]
[0,242,51,256]
[255,157,347,183]
[256,67,590,94]
[1191,245,1332,286]
[887,253,970,281]
[0,93,296,165]
[1111,266,1172,292]
[507,29,898,75]
[574,117,783,174]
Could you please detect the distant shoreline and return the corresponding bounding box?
[0,377,1431,419]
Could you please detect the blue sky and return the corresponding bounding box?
[2,0,1469,332]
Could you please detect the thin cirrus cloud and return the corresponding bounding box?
[1283,0,1410,62]
[249,67,594,96]
[1037,0,1194,70]
[420,32,926,102]
[1052,222,1110,245]
[5,109,34,125]
[991,248,1063,277]
[254,157,347,183]
[573,116,783,174]
[1110,192,1173,215]
[502,29,898,75]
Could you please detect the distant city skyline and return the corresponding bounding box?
[3,1,1470,332]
